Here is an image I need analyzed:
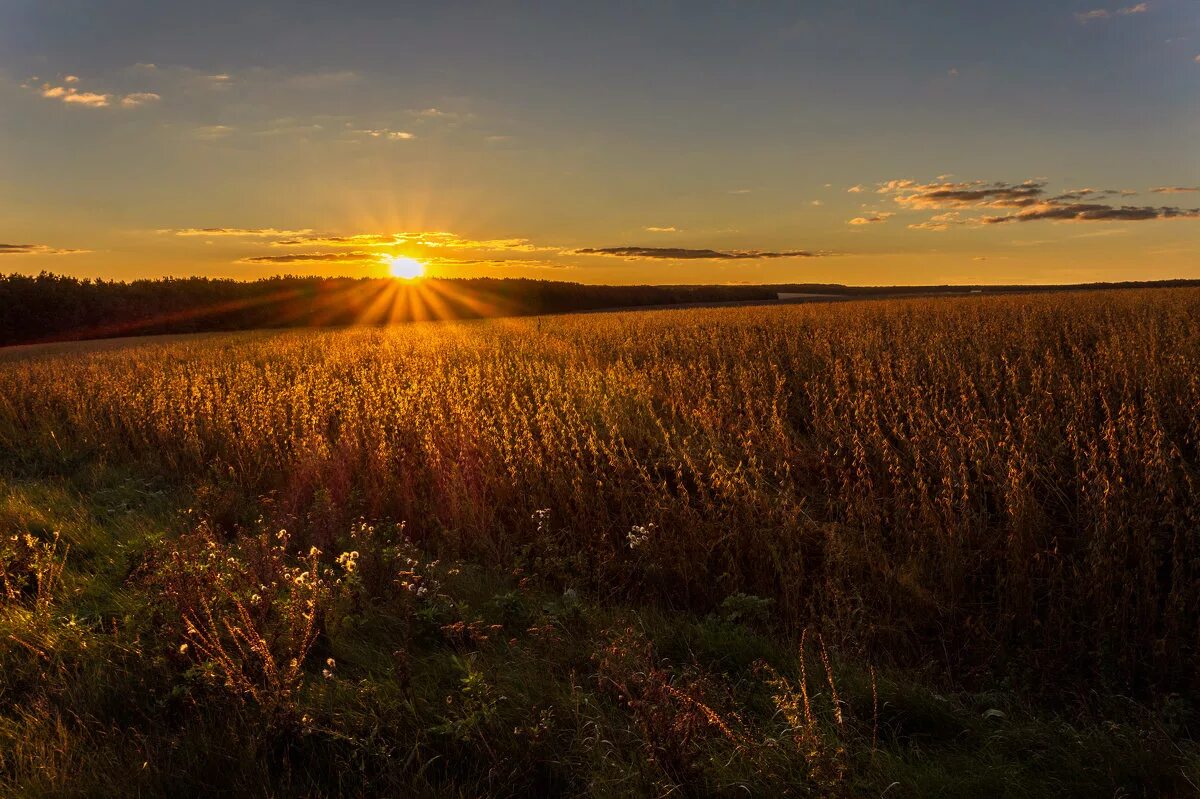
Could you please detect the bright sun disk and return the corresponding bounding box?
[388,255,425,279]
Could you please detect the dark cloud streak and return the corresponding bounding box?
[575,246,820,260]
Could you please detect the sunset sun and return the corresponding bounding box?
[388,255,425,279]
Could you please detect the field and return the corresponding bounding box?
[2,289,1199,796]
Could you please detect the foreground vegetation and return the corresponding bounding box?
[2,289,1199,795]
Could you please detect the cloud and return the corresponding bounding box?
[643,226,678,233]
[881,179,1047,209]
[423,255,571,270]
[240,251,382,264]
[882,175,1200,228]
[1049,187,1137,201]
[575,246,821,260]
[33,76,161,109]
[1150,186,1200,194]
[982,203,1200,224]
[410,107,472,123]
[120,92,161,108]
[848,212,894,225]
[161,227,314,237]
[908,212,965,231]
[0,243,87,255]
[270,231,556,252]
[847,185,865,193]
[354,128,416,141]
[39,83,111,107]
[194,124,235,139]
[1076,3,1148,22]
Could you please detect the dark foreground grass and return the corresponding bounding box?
[1,460,1197,797]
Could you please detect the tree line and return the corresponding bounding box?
[3,271,1198,347]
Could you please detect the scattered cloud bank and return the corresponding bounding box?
[38,83,112,107]
[31,75,161,109]
[162,226,828,269]
[206,229,574,269]
[0,243,86,255]
[575,246,820,260]
[875,178,1200,229]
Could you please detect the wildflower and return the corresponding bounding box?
[627,522,656,549]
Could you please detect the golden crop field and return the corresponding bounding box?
[3,289,1199,795]
[5,288,1199,684]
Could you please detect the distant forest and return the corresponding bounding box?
[3,272,1200,347]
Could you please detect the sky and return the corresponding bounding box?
[1,0,1198,286]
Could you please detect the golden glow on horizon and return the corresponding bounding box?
[388,255,426,279]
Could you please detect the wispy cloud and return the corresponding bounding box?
[354,128,416,141]
[575,246,822,260]
[161,227,314,237]
[423,255,571,270]
[240,251,381,264]
[848,212,894,225]
[1150,186,1200,194]
[1076,3,1149,22]
[907,212,963,231]
[193,124,235,139]
[643,226,678,233]
[0,243,87,255]
[270,231,555,252]
[120,91,161,108]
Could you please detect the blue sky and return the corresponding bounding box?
[2,1,1198,284]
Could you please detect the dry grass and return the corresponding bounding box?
[1,289,1198,693]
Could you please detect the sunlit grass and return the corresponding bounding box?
[2,289,1199,794]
